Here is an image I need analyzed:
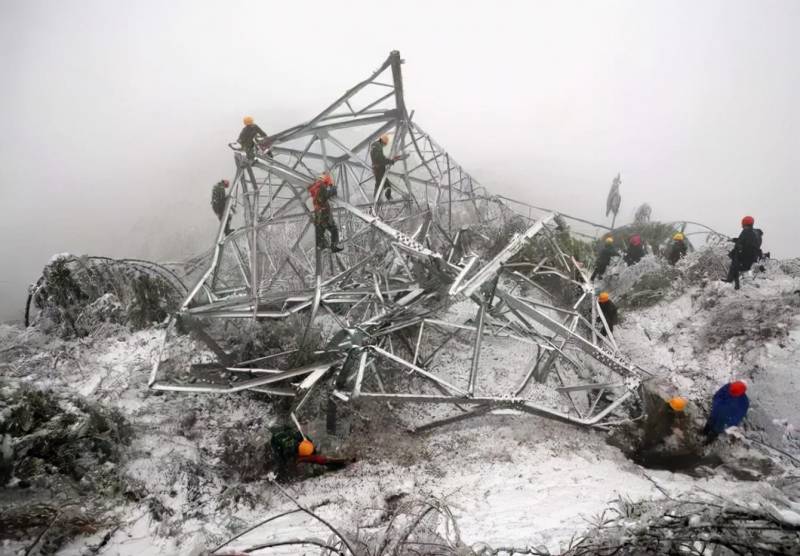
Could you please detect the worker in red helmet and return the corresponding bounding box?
[308,173,343,252]
[703,381,749,443]
[724,216,764,290]
[211,179,233,235]
[623,234,646,266]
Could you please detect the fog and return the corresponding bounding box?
[2,0,799,321]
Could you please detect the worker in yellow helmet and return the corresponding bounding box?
[590,236,619,281]
[666,232,688,266]
[370,134,403,200]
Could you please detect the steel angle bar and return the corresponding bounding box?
[350,351,369,399]
[150,382,296,396]
[411,405,495,433]
[468,302,486,395]
[556,382,625,393]
[448,256,479,295]
[369,346,468,396]
[349,393,523,404]
[333,199,442,259]
[454,214,556,298]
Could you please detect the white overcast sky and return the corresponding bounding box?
[1,0,799,320]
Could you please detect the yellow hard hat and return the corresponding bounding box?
[243,115,254,125]
[298,439,314,457]
[598,292,610,303]
[380,134,391,144]
[668,397,687,411]
[673,232,684,241]
[605,236,614,244]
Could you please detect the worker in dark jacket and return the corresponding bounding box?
[597,291,618,335]
[703,381,749,443]
[269,426,353,479]
[623,234,645,266]
[308,173,343,252]
[590,237,618,280]
[725,216,764,290]
[211,179,232,235]
[238,115,272,159]
[370,134,401,200]
[665,232,688,265]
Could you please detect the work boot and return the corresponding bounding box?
[331,244,344,253]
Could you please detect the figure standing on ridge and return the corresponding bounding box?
[211,179,232,236]
[623,234,645,266]
[665,232,688,266]
[308,173,343,253]
[703,381,749,443]
[597,291,618,335]
[370,134,401,200]
[590,237,618,281]
[238,116,273,160]
[724,216,764,290]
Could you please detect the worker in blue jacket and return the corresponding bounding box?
[703,380,749,443]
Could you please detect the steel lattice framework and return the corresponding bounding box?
[149,51,652,432]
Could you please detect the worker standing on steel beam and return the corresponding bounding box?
[210,179,232,236]
[597,291,618,335]
[308,173,343,252]
[238,115,273,160]
[590,236,618,280]
[370,134,401,200]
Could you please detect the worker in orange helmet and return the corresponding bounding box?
[307,173,343,252]
[238,115,273,160]
[269,426,353,479]
[597,291,619,335]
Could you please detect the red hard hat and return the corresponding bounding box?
[729,381,747,397]
[741,216,754,227]
[630,235,641,246]
[321,174,333,185]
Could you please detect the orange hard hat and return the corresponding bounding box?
[598,292,610,303]
[243,115,254,125]
[298,439,314,457]
[321,173,333,185]
[379,134,390,145]
[668,397,687,411]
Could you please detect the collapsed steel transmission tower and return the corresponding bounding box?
[149,51,649,432]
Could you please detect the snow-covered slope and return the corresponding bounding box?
[2,247,799,555]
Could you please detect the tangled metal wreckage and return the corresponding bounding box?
[147,51,661,434]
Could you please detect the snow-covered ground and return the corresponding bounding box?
[3,248,800,555]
